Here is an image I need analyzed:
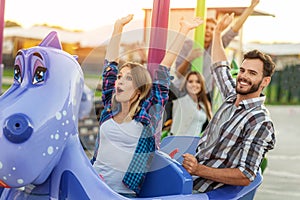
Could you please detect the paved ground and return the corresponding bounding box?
[255,105,300,200]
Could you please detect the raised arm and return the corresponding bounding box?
[232,0,259,32]
[105,14,133,62]
[211,14,236,99]
[175,47,202,77]
[160,17,203,69]
[211,13,234,64]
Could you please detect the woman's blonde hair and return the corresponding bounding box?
[112,62,152,120]
[180,71,212,120]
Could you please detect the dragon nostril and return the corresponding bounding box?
[3,114,33,143]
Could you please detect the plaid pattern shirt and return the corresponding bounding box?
[92,60,170,194]
[194,61,276,192]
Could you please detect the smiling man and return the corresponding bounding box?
[182,13,276,193]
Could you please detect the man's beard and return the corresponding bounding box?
[236,77,262,95]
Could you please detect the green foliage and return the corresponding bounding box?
[94,89,102,98]
[3,67,14,77]
[1,84,11,92]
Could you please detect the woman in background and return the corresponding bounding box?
[170,71,212,136]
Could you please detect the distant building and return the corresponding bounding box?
[143,6,274,64]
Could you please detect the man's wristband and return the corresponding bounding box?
[211,61,230,70]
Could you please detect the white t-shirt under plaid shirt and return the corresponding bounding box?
[193,61,276,192]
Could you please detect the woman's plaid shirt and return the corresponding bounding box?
[92,60,170,194]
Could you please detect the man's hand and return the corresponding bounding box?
[250,0,260,8]
[215,13,234,35]
[180,17,204,33]
[182,153,199,175]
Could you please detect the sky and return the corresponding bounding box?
[3,0,300,44]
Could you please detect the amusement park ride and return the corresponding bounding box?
[0,0,263,199]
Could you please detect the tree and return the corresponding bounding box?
[5,20,21,27]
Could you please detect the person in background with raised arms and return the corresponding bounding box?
[174,0,260,102]
[91,14,203,197]
[182,13,276,193]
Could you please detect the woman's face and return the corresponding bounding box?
[186,74,202,95]
[115,66,139,103]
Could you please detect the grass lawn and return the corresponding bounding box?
[3,67,14,77]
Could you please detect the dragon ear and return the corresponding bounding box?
[39,31,62,50]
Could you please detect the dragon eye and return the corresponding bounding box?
[13,55,23,84]
[32,66,47,84]
[14,65,22,84]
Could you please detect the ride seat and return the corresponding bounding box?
[206,169,263,200]
[159,136,201,163]
[138,150,193,197]
[159,135,263,200]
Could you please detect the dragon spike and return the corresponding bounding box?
[73,55,79,61]
[39,31,62,50]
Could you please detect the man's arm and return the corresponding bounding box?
[160,18,203,69]
[175,47,202,77]
[221,0,259,49]
[182,153,251,186]
[232,0,260,33]
[211,13,234,64]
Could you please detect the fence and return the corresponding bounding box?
[266,64,300,104]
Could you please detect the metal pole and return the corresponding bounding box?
[147,0,170,145]
[0,0,6,94]
[147,0,170,78]
[191,0,206,73]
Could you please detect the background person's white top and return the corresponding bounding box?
[93,118,143,194]
[171,95,207,136]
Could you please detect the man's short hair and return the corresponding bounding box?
[243,49,276,77]
[206,18,217,25]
